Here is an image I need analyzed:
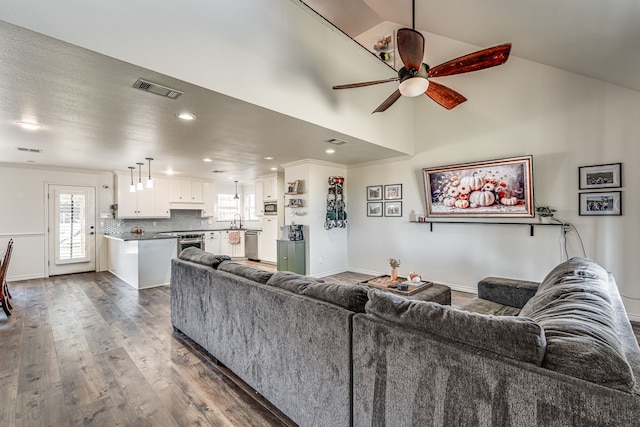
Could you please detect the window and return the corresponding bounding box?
[244,193,258,221]
[56,192,88,263]
[217,193,239,220]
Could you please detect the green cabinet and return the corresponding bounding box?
[277,240,306,275]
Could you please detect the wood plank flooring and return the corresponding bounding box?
[0,273,293,427]
[2,268,639,426]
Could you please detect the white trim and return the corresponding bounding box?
[280,158,347,169]
[7,273,44,282]
[0,232,45,238]
[627,313,640,323]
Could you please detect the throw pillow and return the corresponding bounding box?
[266,271,324,293]
[300,282,369,313]
[178,247,230,269]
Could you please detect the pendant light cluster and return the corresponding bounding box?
[128,158,154,192]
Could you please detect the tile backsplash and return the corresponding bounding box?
[105,210,238,234]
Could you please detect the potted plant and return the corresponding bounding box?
[535,206,556,223]
[389,258,401,281]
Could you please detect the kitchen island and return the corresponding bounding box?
[105,233,177,289]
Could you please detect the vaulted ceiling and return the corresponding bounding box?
[1,0,638,181]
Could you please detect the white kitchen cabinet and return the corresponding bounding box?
[262,175,278,200]
[201,182,214,217]
[169,180,204,203]
[254,179,264,216]
[261,217,278,263]
[153,178,170,217]
[221,230,245,258]
[204,231,222,255]
[117,174,170,218]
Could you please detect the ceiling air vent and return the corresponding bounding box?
[133,78,183,99]
[326,138,348,145]
[17,147,43,153]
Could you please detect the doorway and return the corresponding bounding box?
[48,185,96,276]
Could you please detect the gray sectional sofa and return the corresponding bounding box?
[171,249,640,426]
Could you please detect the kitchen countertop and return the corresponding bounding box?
[105,233,178,242]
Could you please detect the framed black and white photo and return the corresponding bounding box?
[579,191,622,216]
[579,163,622,189]
[367,202,383,217]
[384,184,402,200]
[384,201,402,217]
[367,185,383,201]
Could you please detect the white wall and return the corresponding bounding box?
[347,35,640,319]
[284,160,348,276]
[0,164,113,280]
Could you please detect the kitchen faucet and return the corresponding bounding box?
[232,214,243,229]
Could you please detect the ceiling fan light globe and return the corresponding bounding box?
[399,77,429,97]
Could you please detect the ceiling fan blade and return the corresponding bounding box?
[397,28,425,71]
[425,81,467,110]
[373,89,402,113]
[333,77,400,90]
[428,43,512,78]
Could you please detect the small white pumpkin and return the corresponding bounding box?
[469,191,496,207]
[501,196,518,206]
[460,175,484,191]
[443,197,456,207]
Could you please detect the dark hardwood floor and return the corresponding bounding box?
[0,272,293,427]
[2,268,639,426]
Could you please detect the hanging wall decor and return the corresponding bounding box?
[325,176,347,229]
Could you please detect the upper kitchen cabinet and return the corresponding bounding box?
[201,182,214,217]
[116,174,170,218]
[170,180,204,203]
[261,174,283,201]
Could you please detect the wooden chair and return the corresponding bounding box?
[0,239,13,316]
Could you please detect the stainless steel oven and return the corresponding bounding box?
[176,233,205,253]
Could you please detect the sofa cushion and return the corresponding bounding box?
[266,271,324,293]
[217,261,273,284]
[366,290,546,365]
[178,247,231,269]
[519,257,635,392]
[301,282,369,313]
[267,272,367,312]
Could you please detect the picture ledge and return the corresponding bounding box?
[410,220,567,237]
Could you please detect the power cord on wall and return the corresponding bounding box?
[550,216,587,260]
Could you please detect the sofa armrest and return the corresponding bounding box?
[478,277,540,309]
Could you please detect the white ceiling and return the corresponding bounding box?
[1,0,639,181]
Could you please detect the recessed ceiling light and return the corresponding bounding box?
[176,112,197,120]
[17,121,42,130]
[270,167,278,171]
[263,156,274,160]
[165,169,175,175]
[325,148,336,154]
[203,158,212,162]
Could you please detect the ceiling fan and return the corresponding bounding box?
[332,2,512,112]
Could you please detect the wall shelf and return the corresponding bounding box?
[410,220,567,236]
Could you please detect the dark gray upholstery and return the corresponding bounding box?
[178,247,230,269]
[171,256,353,427]
[217,260,273,284]
[301,282,369,313]
[366,290,546,365]
[519,257,636,392]
[463,296,522,316]
[266,270,323,293]
[478,276,539,308]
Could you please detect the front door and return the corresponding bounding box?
[48,185,96,276]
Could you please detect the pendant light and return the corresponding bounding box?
[145,157,154,189]
[128,167,136,192]
[136,163,144,191]
[233,180,239,199]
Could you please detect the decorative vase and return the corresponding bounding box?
[390,267,398,282]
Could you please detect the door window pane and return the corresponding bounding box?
[58,193,86,261]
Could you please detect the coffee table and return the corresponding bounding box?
[360,275,451,305]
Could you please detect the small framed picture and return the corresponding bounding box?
[384,201,402,217]
[367,185,383,201]
[579,163,622,189]
[384,184,402,200]
[579,191,622,216]
[367,202,383,217]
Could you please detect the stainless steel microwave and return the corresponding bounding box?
[264,201,277,215]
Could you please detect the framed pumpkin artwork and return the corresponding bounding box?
[422,155,534,218]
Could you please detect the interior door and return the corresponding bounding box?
[48,185,96,275]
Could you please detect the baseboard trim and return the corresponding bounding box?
[7,273,44,282]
